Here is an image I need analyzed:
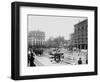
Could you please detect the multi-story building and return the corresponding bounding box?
[70,33,75,46]
[28,31,45,47]
[70,19,88,49]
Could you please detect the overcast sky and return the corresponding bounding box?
[28,15,87,40]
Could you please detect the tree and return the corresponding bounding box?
[53,36,65,48]
[45,36,67,48]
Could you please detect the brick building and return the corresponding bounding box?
[28,31,45,47]
[70,19,88,49]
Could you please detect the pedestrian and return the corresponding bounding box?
[86,59,88,64]
[86,54,88,64]
[29,51,36,66]
[78,58,82,65]
[28,48,31,66]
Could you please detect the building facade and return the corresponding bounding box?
[70,33,75,46]
[71,19,88,49]
[28,31,45,47]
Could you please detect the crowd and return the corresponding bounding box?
[28,48,36,67]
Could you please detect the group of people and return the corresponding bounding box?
[77,52,88,65]
[28,48,45,66]
[77,57,88,65]
[28,48,36,67]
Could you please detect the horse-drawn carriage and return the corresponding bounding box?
[49,48,64,63]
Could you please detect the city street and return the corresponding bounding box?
[33,48,87,66]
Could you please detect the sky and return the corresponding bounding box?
[28,15,87,40]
